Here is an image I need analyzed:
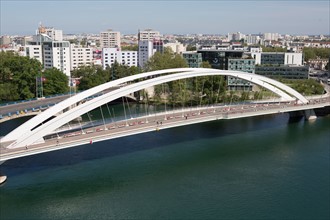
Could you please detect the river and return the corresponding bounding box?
[0,113,329,219]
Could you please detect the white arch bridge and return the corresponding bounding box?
[1,68,329,163]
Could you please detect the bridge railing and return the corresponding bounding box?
[1,95,329,122]
[0,91,85,107]
[0,103,57,120]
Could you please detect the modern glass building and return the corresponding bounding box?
[260,53,285,65]
[227,58,255,91]
[182,52,202,68]
[255,65,309,79]
[197,50,244,70]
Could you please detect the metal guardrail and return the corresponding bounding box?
[0,91,84,107]
[0,92,104,121]
[0,103,56,120]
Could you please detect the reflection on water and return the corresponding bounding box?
[1,111,329,220]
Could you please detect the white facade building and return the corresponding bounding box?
[138,40,155,68]
[70,44,93,70]
[45,28,63,41]
[43,41,71,77]
[251,52,262,65]
[164,42,186,54]
[0,35,12,45]
[284,52,303,65]
[100,29,121,48]
[228,32,245,41]
[263,33,280,41]
[36,25,63,41]
[251,52,303,66]
[138,29,160,41]
[102,48,137,69]
[245,35,260,45]
[25,45,43,64]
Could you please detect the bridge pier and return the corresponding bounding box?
[289,109,317,121]
[0,161,7,185]
[304,109,317,121]
[0,175,7,185]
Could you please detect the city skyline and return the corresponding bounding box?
[1,0,329,36]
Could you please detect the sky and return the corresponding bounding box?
[1,0,329,36]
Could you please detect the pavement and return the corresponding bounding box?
[1,97,329,162]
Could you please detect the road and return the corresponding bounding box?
[0,87,124,122]
[0,94,73,116]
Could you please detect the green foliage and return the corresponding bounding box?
[71,64,140,90]
[279,78,324,95]
[144,47,188,71]
[200,61,211,68]
[303,47,330,61]
[77,66,108,90]
[0,83,19,101]
[0,51,42,101]
[121,45,138,51]
[261,46,287,52]
[43,68,69,95]
[107,62,140,80]
[186,45,197,51]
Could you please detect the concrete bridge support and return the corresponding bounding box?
[0,161,7,185]
[289,109,317,121]
[304,109,317,120]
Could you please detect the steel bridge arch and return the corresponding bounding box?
[3,68,308,149]
[2,68,196,143]
[1,68,308,142]
[2,68,308,143]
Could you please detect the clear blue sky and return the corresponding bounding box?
[1,0,329,35]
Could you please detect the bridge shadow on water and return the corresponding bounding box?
[1,113,316,178]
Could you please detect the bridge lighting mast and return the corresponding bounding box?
[36,74,44,99]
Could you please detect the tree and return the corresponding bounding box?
[71,65,108,90]
[303,47,330,61]
[200,61,211,68]
[106,61,140,81]
[42,68,69,95]
[0,83,19,101]
[121,44,138,51]
[0,51,42,101]
[143,48,188,105]
[279,78,324,95]
[144,47,188,71]
[186,45,197,51]
[71,63,140,91]
[78,67,108,90]
[261,46,287,52]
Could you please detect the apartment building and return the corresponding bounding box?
[0,35,12,45]
[25,45,43,64]
[102,48,137,69]
[164,41,186,54]
[70,44,93,70]
[43,41,71,77]
[37,24,63,41]
[100,29,121,48]
[138,40,155,68]
[138,29,160,41]
[245,35,260,45]
[263,33,280,41]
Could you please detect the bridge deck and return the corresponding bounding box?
[1,98,329,162]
